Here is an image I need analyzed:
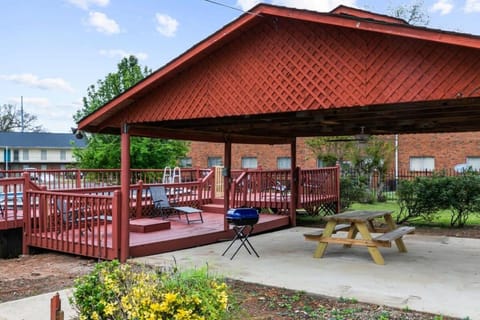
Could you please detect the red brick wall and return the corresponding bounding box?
[188,133,480,171]
[188,138,318,169]
[398,132,480,171]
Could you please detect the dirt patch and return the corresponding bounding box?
[0,253,96,303]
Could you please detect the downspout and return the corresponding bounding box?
[395,134,399,184]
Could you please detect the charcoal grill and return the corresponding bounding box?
[222,208,260,260]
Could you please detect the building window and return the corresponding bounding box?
[466,157,480,170]
[241,157,258,169]
[207,156,222,168]
[409,157,434,171]
[60,150,67,161]
[41,150,47,161]
[277,157,291,169]
[22,150,29,160]
[179,157,192,168]
[13,150,19,161]
[317,158,324,168]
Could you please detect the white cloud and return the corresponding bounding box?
[236,0,261,11]
[67,0,109,10]
[155,13,179,37]
[0,74,75,93]
[272,0,356,12]
[431,0,454,15]
[7,97,78,132]
[8,96,51,108]
[87,11,120,35]
[237,0,356,12]
[465,0,480,12]
[99,49,148,60]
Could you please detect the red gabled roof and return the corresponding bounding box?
[330,5,408,25]
[77,3,480,134]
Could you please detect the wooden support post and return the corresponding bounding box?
[336,163,341,213]
[223,138,232,231]
[120,124,130,262]
[290,139,297,227]
[50,293,64,320]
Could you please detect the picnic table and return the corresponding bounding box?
[304,210,415,265]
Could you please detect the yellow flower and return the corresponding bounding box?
[104,302,116,316]
[174,308,192,320]
[91,311,99,320]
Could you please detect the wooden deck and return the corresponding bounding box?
[25,212,289,259]
[1,167,339,261]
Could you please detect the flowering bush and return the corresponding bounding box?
[70,260,232,320]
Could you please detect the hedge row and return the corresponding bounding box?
[396,172,480,227]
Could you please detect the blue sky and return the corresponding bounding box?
[1,0,480,133]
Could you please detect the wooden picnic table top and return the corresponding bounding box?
[323,210,393,223]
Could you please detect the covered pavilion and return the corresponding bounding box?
[76,4,480,261]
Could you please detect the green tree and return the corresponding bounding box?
[0,104,43,132]
[306,136,395,202]
[74,55,189,169]
[388,0,430,26]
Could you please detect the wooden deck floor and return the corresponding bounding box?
[26,212,290,259]
[130,212,289,258]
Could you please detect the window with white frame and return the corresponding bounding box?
[277,157,291,169]
[41,150,47,161]
[22,149,29,160]
[179,157,192,168]
[409,157,435,171]
[317,158,324,168]
[207,156,222,168]
[13,150,19,161]
[60,150,67,161]
[241,157,258,169]
[466,157,480,170]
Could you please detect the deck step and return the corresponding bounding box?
[201,203,225,214]
[129,218,171,233]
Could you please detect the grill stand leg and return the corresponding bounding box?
[222,225,259,260]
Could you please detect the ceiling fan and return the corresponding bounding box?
[327,126,370,143]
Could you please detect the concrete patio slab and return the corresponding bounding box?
[134,227,480,319]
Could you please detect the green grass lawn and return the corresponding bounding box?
[297,201,480,228]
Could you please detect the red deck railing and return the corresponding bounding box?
[1,167,340,261]
[231,169,291,211]
[23,189,121,260]
[0,176,26,229]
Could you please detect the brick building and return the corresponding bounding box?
[185,132,480,172]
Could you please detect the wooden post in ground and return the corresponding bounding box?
[50,293,64,320]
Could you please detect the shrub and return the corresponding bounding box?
[340,177,364,210]
[396,177,441,223]
[70,260,232,320]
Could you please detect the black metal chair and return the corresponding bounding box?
[149,186,203,224]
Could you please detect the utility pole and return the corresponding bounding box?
[21,96,24,132]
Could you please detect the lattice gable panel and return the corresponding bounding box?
[122,18,368,124]
[113,16,480,129]
[364,34,480,104]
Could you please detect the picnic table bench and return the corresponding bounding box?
[303,210,415,265]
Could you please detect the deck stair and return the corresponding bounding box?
[129,218,171,233]
[201,203,225,214]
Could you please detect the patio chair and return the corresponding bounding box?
[148,186,203,224]
[56,198,112,232]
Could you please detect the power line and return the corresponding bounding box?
[203,0,263,16]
